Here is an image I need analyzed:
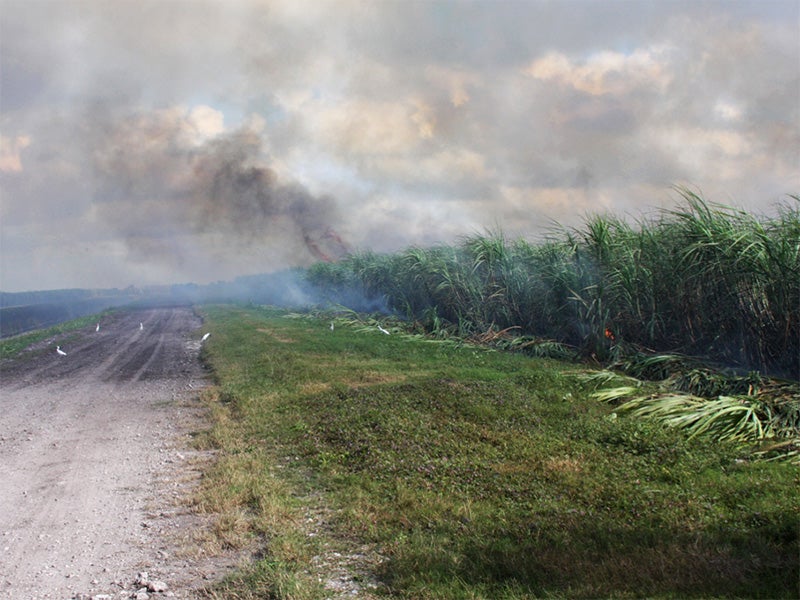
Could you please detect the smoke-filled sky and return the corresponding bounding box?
[1,0,798,292]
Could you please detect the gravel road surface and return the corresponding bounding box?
[0,307,231,599]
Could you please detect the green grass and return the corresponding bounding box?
[194,305,799,599]
[0,311,110,360]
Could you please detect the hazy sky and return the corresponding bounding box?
[1,0,798,292]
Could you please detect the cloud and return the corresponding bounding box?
[0,0,797,291]
[186,105,227,143]
[303,98,433,157]
[525,47,672,96]
[0,135,30,172]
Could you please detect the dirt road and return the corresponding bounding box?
[0,307,226,599]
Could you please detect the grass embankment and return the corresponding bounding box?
[194,305,798,599]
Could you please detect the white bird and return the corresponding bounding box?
[56,346,67,356]
[377,325,390,335]
[139,322,144,330]
[96,323,100,332]
[330,322,335,331]
[201,332,211,342]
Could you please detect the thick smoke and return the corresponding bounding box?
[88,108,348,274]
[1,1,797,293]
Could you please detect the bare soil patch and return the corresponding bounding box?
[0,307,241,599]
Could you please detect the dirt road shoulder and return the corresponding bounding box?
[0,307,241,599]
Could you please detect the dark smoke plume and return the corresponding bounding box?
[89,109,349,272]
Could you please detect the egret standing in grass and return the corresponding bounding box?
[56,346,67,356]
[140,322,144,330]
[201,333,211,342]
[378,325,390,335]
[96,323,100,332]
[330,322,335,332]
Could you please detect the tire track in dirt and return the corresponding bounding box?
[0,306,231,599]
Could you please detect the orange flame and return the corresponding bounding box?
[303,227,351,263]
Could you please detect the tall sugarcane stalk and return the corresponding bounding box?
[307,190,799,379]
